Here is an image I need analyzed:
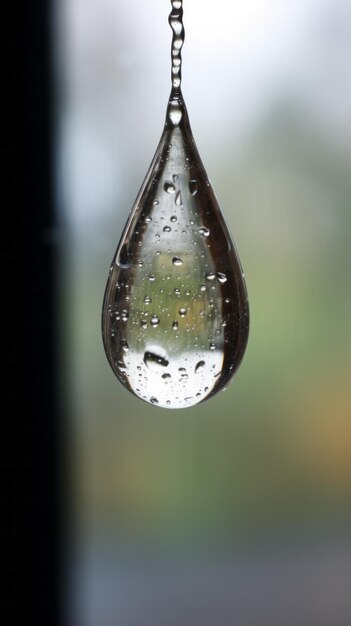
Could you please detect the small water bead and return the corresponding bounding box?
[164,182,176,194]
[116,360,126,371]
[101,0,249,409]
[175,191,182,206]
[216,272,227,284]
[189,180,198,196]
[195,360,205,373]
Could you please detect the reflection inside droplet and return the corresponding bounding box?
[144,349,169,372]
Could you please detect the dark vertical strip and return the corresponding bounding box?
[1,1,60,624]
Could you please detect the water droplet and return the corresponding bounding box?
[198,226,210,237]
[164,182,176,194]
[101,0,249,409]
[116,360,126,371]
[216,272,227,284]
[189,180,198,196]
[175,191,182,206]
[150,315,160,327]
[195,361,205,373]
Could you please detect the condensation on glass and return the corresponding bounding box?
[102,0,249,409]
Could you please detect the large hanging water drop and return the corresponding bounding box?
[102,0,249,409]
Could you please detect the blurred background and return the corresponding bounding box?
[54,0,351,624]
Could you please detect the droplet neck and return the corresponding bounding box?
[166,91,189,128]
[169,0,184,98]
